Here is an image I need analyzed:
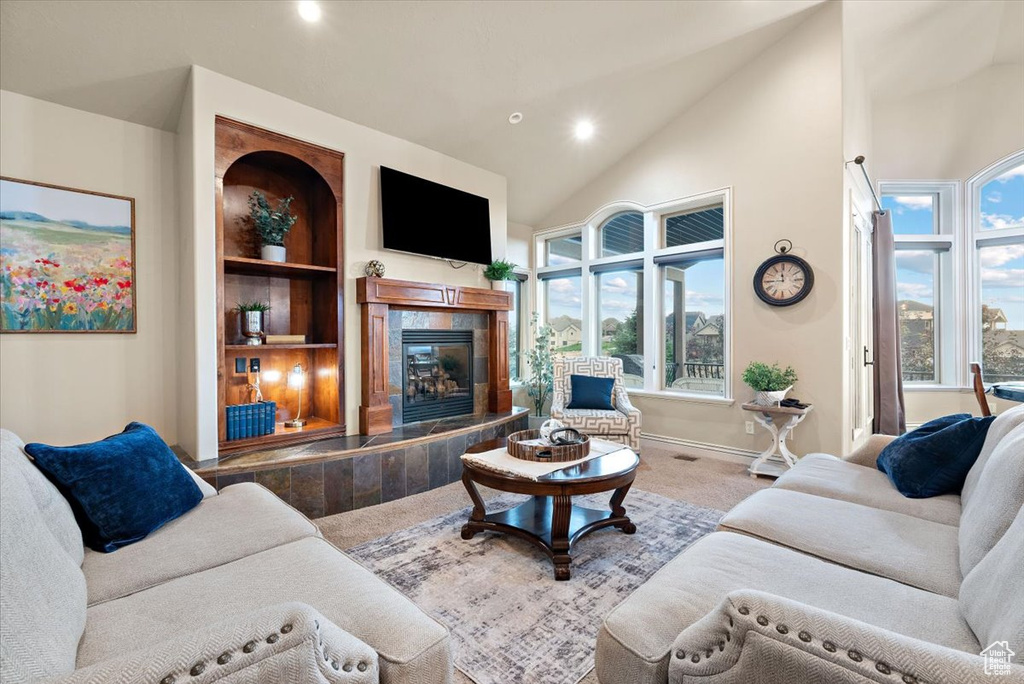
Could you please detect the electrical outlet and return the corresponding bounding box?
[745,421,755,435]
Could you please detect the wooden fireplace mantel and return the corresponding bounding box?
[356,276,513,435]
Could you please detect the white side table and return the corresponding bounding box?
[742,402,814,478]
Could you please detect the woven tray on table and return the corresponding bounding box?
[506,429,591,462]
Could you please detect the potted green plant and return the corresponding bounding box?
[526,312,554,427]
[742,361,798,406]
[248,190,297,263]
[484,259,518,291]
[236,301,271,345]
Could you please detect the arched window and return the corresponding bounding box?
[969,152,1024,382]
[597,211,645,257]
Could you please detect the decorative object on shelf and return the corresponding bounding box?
[265,334,306,345]
[507,428,591,462]
[236,301,271,345]
[0,176,136,333]
[753,239,814,307]
[364,259,386,277]
[248,190,296,263]
[483,259,518,290]
[742,361,797,406]
[742,402,813,478]
[285,363,307,428]
[526,313,555,421]
[246,357,263,403]
[538,418,564,442]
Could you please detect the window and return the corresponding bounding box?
[542,275,582,356]
[657,203,726,396]
[534,191,730,399]
[597,212,644,257]
[507,275,528,381]
[544,234,582,266]
[971,156,1024,383]
[663,205,725,246]
[597,267,643,387]
[880,183,956,384]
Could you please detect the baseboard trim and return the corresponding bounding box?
[641,432,759,465]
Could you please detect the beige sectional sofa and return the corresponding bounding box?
[0,429,453,684]
[596,405,1024,684]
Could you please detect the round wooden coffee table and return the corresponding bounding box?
[460,438,639,580]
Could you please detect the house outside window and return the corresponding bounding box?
[534,190,730,400]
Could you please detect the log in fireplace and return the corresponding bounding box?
[401,330,474,423]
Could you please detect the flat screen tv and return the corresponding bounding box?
[380,166,492,265]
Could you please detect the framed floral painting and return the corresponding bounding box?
[0,177,136,333]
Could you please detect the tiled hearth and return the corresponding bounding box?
[186,407,528,519]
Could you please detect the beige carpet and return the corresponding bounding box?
[317,439,770,684]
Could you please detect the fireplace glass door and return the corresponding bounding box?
[402,330,474,423]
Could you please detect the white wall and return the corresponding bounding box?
[0,90,180,444]
[873,64,1024,183]
[179,67,508,460]
[872,64,1024,425]
[538,3,847,456]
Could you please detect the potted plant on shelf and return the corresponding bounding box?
[484,259,518,291]
[742,361,798,406]
[526,312,554,428]
[236,301,271,345]
[248,190,297,263]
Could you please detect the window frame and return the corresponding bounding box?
[534,189,733,403]
[879,180,961,388]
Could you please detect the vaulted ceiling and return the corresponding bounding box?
[1,1,1020,225]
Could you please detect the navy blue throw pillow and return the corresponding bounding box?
[567,374,616,410]
[876,413,995,498]
[25,422,203,552]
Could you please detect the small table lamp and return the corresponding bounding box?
[285,363,307,428]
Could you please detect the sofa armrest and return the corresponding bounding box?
[58,603,378,684]
[842,434,897,468]
[668,590,995,684]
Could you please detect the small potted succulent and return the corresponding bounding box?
[742,361,797,406]
[484,259,518,291]
[236,301,271,345]
[248,190,297,263]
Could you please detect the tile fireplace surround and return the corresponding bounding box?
[357,276,513,435]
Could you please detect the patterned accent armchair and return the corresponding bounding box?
[550,356,641,452]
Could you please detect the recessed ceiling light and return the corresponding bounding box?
[298,1,321,22]
[574,120,595,141]
[508,112,524,125]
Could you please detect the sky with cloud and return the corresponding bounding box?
[884,164,1023,330]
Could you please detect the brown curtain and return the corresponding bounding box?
[871,210,906,435]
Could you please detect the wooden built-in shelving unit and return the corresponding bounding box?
[215,117,346,455]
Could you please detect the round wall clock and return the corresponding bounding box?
[753,241,814,307]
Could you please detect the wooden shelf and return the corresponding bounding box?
[225,343,337,351]
[224,255,336,278]
[218,417,344,455]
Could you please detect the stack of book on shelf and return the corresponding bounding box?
[226,401,277,441]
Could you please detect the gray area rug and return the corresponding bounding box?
[346,489,723,684]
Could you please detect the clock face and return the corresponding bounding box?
[754,255,814,306]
